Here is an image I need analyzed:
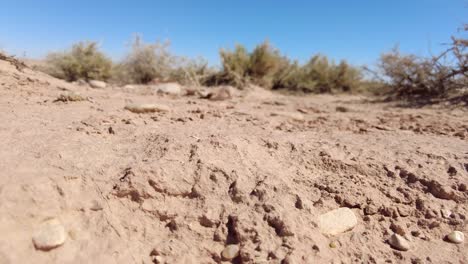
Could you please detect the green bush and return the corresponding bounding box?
[45,42,112,81]
[273,55,363,93]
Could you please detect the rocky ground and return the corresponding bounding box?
[0,57,467,263]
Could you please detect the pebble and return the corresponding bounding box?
[318,207,358,235]
[124,103,170,113]
[221,244,240,260]
[388,233,410,251]
[88,80,107,89]
[446,231,464,244]
[32,218,66,250]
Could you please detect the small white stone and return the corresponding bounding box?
[447,231,464,244]
[318,207,358,235]
[123,84,136,89]
[221,244,240,260]
[88,80,107,89]
[388,233,410,251]
[32,218,66,250]
[124,103,170,113]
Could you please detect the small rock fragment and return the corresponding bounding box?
[388,233,410,251]
[90,200,103,211]
[440,209,452,219]
[124,103,170,113]
[318,207,358,235]
[32,218,66,250]
[446,231,464,244]
[89,80,107,89]
[221,244,240,260]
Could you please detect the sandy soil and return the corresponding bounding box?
[0,58,467,263]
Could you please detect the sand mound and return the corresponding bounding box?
[0,57,466,263]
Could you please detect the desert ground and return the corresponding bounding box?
[0,57,467,263]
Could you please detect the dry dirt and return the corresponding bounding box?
[0,58,467,263]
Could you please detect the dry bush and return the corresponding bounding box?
[169,57,214,87]
[205,41,285,89]
[374,26,467,98]
[45,42,112,81]
[207,41,363,92]
[115,36,176,84]
[247,41,285,88]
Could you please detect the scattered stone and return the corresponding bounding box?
[124,103,170,113]
[153,83,182,95]
[318,207,358,235]
[221,244,240,260]
[32,218,66,251]
[446,231,464,244]
[388,233,410,251]
[88,80,107,89]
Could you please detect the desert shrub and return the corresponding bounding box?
[115,36,175,84]
[169,57,214,86]
[272,55,363,93]
[247,41,284,88]
[207,41,285,89]
[375,27,467,98]
[45,42,112,81]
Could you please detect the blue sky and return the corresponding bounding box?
[0,0,466,66]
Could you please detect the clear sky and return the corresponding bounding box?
[0,0,466,66]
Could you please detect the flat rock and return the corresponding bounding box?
[32,218,66,251]
[88,80,107,89]
[221,244,240,260]
[318,207,358,235]
[153,83,182,95]
[388,233,410,251]
[446,231,464,244]
[124,103,170,114]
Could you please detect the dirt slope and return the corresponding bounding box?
[0,58,467,263]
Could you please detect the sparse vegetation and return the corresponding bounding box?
[206,41,363,93]
[39,28,465,102]
[114,36,175,84]
[372,25,467,99]
[45,42,112,81]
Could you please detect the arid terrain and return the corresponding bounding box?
[0,57,467,263]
